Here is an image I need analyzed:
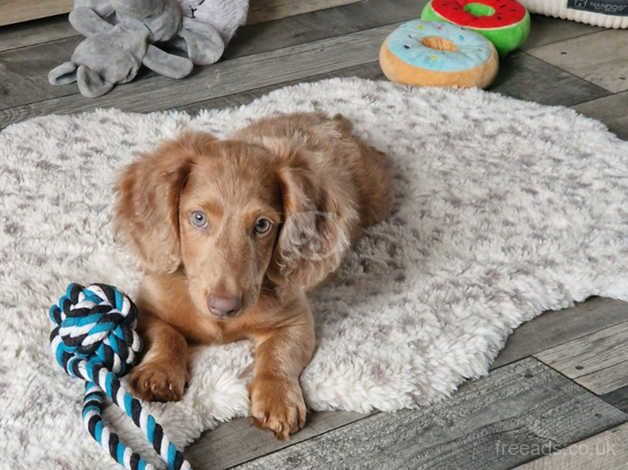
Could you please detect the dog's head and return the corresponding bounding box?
[114,132,355,319]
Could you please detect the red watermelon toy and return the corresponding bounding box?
[421,0,530,55]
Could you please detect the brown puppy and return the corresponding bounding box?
[114,112,392,439]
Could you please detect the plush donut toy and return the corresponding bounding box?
[421,0,530,55]
[379,20,498,89]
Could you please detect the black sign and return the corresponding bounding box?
[567,0,628,16]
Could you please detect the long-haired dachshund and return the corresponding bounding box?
[114,112,392,439]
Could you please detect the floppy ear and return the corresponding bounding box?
[113,132,215,273]
[48,61,79,86]
[268,152,358,294]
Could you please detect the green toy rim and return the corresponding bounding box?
[423,0,529,31]
[421,1,531,55]
[430,0,527,29]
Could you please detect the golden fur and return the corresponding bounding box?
[114,112,392,439]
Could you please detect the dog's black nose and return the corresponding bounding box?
[207,293,242,318]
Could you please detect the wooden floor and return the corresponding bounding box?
[1,1,627,468]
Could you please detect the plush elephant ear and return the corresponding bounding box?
[143,45,193,79]
[76,65,115,97]
[48,61,79,85]
[178,18,225,65]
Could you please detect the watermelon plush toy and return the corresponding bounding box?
[421,0,530,55]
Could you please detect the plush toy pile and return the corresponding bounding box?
[49,0,249,97]
[379,0,531,89]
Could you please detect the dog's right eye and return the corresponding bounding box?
[189,210,208,229]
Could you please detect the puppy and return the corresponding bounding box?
[114,112,392,439]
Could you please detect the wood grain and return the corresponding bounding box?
[248,0,360,24]
[232,358,626,470]
[515,423,628,470]
[490,51,610,106]
[0,0,72,27]
[227,0,422,60]
[528,30,628,93]
[522,14,601,51]
[0,36,83,109]
[0,15,75,53]
[177,62,384,115]
[536,322,628,394]
[602,387,628,414]
[576,364,628,396]
[185,410,369,469]
[493,298,628,368]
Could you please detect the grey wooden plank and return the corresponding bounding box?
[233,358,626,470]
[185,410,369,469]
[521,14,602,51]
[577,363,628,396]
[184,51,621,132]
[226,0,422,60]
[0,0,72,27]
[602,386,628,413]
[177,61,384,115]
[515,422,628,470]
[0,24,395,128]
[0,35,83,109]
[0,14,75,53]
[493,298,628,368]
[573,91,628,141]
[535,322,628,394]
[490,51,610,106]
[248,0,361,24]
[528,30,628,93]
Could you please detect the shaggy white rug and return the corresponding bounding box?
[0,78,627,469]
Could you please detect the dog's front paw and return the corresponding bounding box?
[249,375,307,440]
[128,360,189,402]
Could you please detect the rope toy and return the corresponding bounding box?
[49,283,193,470]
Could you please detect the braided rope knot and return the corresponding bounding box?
[49,283,192,470]
[50,283,142,376]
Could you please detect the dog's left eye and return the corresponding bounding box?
[254,217,272,236]
[190,210,208,228]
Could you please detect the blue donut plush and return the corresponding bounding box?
[379,20,498,88]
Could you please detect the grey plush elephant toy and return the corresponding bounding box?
[49,0,248,97]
